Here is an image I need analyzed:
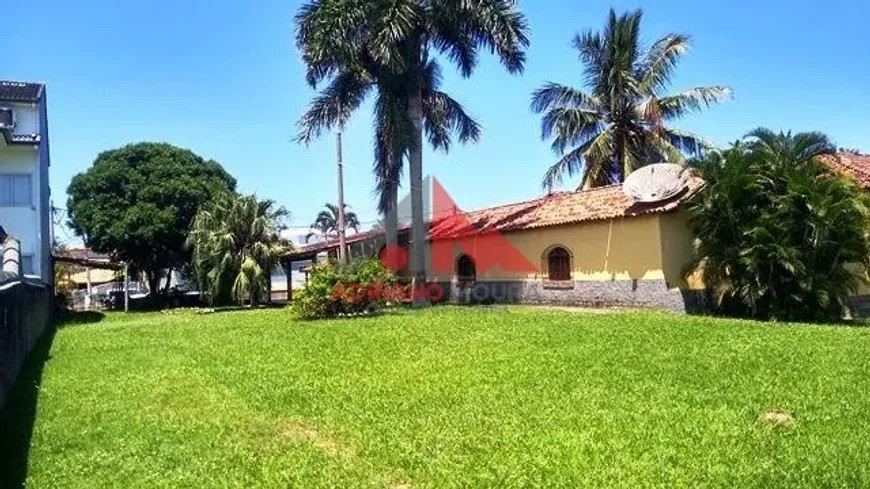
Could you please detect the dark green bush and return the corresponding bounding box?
[686,129,870,322]
[291,259,396,320]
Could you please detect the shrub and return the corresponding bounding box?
[291,259,396,320]
[686,129,870,322]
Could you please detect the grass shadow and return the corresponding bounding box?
[55,310,106,329]
[0,327,56,489]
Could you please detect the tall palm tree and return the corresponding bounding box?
[296,61,475,256]
[189,193,292,306]
[296,0,529,304]
[531,9,731,190]
[310,203,361,239]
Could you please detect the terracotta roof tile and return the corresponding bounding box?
[819,153,870,189]
[288,176,703,258]
[429,176,704,239]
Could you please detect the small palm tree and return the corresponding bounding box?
[686,129,870,321]
[189,193,292,306]
[531,9,731,190]
[309,203,361,239]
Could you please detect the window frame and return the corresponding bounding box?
[0,173,34,208]
[455,254,477,285]
[544,246,573,283]
[21,254,35,276]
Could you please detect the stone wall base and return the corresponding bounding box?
[434,279,706,314]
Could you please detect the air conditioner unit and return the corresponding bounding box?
[0,108,13,130]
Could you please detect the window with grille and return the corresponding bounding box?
[547,247,572,281]
[0,174,33,207]
[456,254,476,284]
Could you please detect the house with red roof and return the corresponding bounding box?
[285,152,870,313]
[286,172,708,312]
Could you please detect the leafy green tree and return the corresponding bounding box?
[67,142,236,295]
[531,9,731,190]
[296,0,529,303]
[310,203,361,239]
[189,193,292,306]
[686,129,870,321]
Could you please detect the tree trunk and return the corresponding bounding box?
[147,271,160,297]
[163,267,173,295]
[265,262,273,306]
[408,82,428,307]
[384,180,398,256]
[336,128,348,265]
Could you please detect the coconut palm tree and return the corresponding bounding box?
[686,129,870,321]
[296,0,529,303]
[531,9,732,190]
[189,193,292,306]
[310,203,361,239]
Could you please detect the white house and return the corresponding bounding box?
[0,81,52,283]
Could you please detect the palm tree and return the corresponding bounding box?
[296,0,529,304]
[309,203,361,239]
[189,193,292,306]
[686,129,870,321]
[531,9,731,190]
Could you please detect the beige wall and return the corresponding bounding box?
[429,212,698,289]
[658,211,704,290]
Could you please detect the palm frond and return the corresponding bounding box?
[530,82,601,114]
[296,70,373,144]
[636,34,691,95]
[436,0,530,75]
[539,108,605,154]
[657,86,732,120]
[423,90,481,151]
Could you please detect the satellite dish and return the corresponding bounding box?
[623,163,690,203]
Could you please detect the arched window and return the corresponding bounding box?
[456,254,476,284]
[547,247,572,281]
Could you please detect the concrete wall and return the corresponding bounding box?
[0,147,43,277]
[0,280,51,408]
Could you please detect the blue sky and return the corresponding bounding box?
[4,0,869,243]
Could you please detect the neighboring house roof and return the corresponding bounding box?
[68,268,120,285]
[54,248,123,270]
[290,225,411,259]
[0,81,45,102]
[287,175,704,259]
[819,152,870,189]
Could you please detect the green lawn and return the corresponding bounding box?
[3,307,870,488]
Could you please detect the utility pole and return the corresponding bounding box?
[336,127,348,265]
[123,262,130,312]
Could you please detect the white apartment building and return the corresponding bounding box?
[0,81,52,283]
